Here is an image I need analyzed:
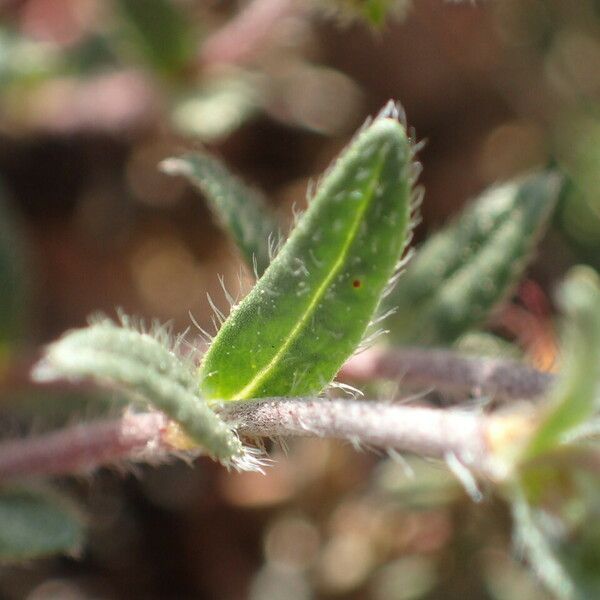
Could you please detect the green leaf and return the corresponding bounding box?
[0,486,84,562]
[115,0,195,75]
[161,152,279,277]
[385,172,562,346]
[510,482,577,600]
[511,455,600,599]
[199,106,415,400]
[33,316,251,468]
[0,180,29,352]
[524,267,600,459]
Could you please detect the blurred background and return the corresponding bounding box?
[1,0,599,598]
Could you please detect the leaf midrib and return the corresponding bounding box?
[229,149,389,400]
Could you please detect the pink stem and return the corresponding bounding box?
[0,412,173,480]
[340,347,553,401]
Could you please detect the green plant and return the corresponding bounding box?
[2,95,600,599]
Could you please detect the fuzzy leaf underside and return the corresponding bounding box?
[161,153,279,277]
[524,267,600,459]
[200,115,413,401]
[385,171,562,346]
[0,487,83,562]
[34,319,243,464]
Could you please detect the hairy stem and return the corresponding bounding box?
[0,398,521,481]
[218,398,494,472]
[340,347,554,401]
[0,412,174,480]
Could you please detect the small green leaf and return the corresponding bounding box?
[115,0,195,75]
[33,317,248,468]
[0,486,84,562]
[161,152,279,277]
[385,172,561,346]
[524,267,600,459]
[200,106,415,400]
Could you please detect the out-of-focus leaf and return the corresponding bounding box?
[199,106,415,400]
[359,0,409,24]
[455,331,523,361]
[374,456,460,509]
[0,181,29,352]
[385,172,561,346]
[524,267,600,459]
[371,556,438,600]
[554,115,600,268]
[509,458,600,600]
[510,482,576,600]
[0,487,84,562]
[555,467,600,600]
[171,73,262,141]
[161,153,279,277]
[0,29,60,86]
[115,0,195,75]
[319,0,412,25]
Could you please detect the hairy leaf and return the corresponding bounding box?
[200,108,415,400]
[161,152,279,277]
[524,267,600,459]
[33,318,249,468]
[385,172,562,346]
[0,487,84,562]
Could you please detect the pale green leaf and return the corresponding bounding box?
[161,152,279,277]
[33,317,248,468]
[385,172,561,346]
[524,266,600,459]
[510,483,576,600]
[0,487,84,562]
